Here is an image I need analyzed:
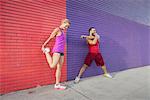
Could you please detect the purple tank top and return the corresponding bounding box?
[52,28,65,53]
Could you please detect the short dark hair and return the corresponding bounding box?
[88,27,95,33]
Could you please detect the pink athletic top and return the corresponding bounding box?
[52,28,65,53]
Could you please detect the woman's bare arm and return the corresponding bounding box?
[42,28,59,48]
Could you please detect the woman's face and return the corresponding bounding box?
[62,22,70,30]
[90,28,96,36]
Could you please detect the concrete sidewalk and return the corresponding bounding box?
[1,66,150,100]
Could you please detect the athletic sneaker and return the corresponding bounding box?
[74,77,80,83]
[54,84,67,90]
[103,73,113,78]
[42,47,50,53]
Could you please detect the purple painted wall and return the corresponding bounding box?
[66,1,150,80]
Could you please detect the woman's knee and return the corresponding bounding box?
[83,64,88,68]
[50,64,57,68]
[57,63,62,69]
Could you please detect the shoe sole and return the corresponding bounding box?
[103,75,113,78]
[54,88,66,90]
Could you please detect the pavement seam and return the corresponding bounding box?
[68,85,93,100]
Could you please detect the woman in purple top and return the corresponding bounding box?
[42,19,70,90]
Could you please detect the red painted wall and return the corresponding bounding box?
[0,0,67,94]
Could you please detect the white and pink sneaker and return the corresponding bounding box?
[54,84,67,90]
